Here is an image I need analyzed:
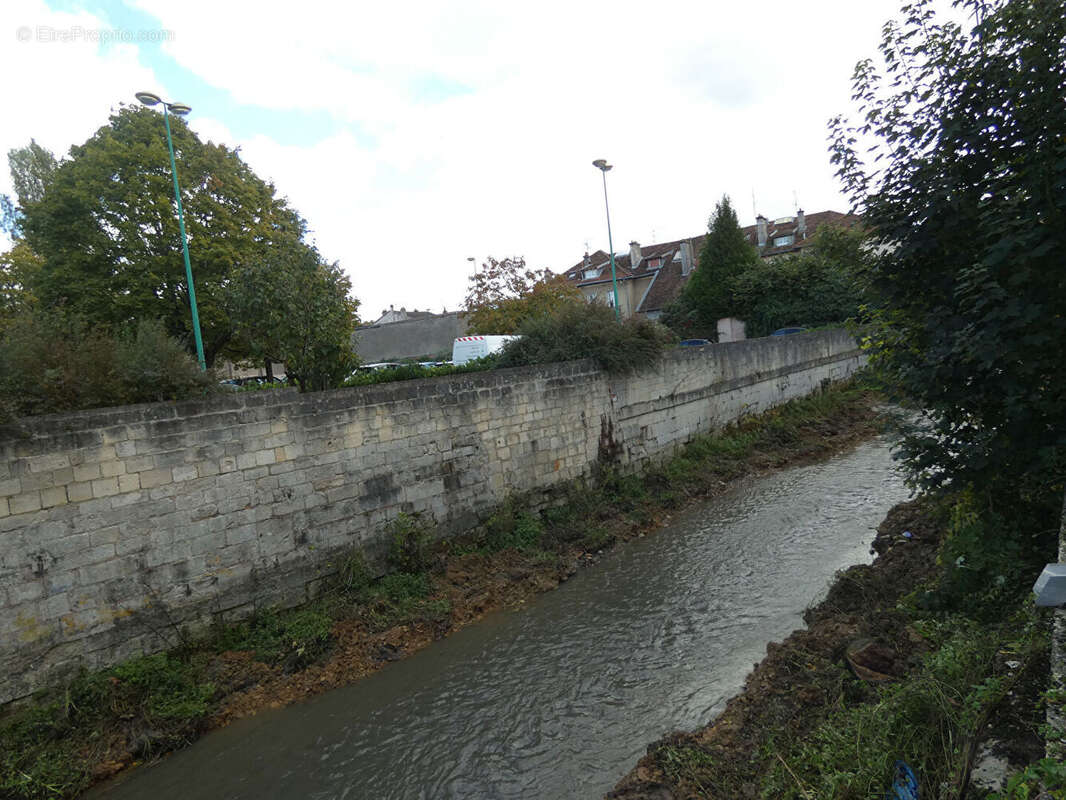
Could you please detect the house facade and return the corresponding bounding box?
[561,209,860,320]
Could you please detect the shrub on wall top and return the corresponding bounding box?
[0,312,213,421]
[496,303,675,375]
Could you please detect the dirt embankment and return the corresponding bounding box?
[608,500,944,799]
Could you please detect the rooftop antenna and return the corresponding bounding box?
[751,189,758,220]
[793,189,800,212]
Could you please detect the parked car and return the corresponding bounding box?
[771,327,807,336]
[678,338,711,347]
[451,335,520,365]
[351,362,404,375]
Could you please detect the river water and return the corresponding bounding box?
[93,436,908,800]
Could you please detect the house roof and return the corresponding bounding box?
[560,210,861,314]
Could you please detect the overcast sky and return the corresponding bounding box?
[3,0,906,320]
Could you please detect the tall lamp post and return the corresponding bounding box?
[135,91,206,371]
[592,159,621,319]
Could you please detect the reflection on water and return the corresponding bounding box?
[93,438,907,800]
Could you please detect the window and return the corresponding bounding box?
[647,257,663,269]
[583,269,599,279]
[773,234,794,247]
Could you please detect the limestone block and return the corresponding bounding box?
[171,465,199,483]
[10,491,42,515]
[99,460,127,479]
[28,453,71,474]
[40,487,68,509]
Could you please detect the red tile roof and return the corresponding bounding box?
[560,210,861,314]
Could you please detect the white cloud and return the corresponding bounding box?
[8,0,911,316]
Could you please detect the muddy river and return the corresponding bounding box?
[93,436,908,800]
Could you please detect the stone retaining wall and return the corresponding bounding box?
[0,330,864,703]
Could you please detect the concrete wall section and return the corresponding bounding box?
[352,312,468,362]
[0,330,863,703]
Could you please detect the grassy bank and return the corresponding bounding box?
[610,495,1063,800]
[1,377,884,800]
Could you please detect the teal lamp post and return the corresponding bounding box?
[135,91,206,371]
[592,159,621,319]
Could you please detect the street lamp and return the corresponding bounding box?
[467,256,477,272]
[135,91,206,371]
[592,159,621,319]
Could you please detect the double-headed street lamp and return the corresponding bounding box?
[135,91,206,371]
[592,159,621,319]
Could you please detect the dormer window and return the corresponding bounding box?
[647,257,663,269]
[773,234,795,247]
[583,268,599,280]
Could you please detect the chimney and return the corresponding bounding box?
[629,240,642,268]
[680,241,694,276]
[797,208,806,239]
[756,215,768,248]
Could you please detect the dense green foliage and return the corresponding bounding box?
[729,226,871,337]
[461,255,582,335]
[761,607,1048,800]
[496,301,674,374]
[14,107,357,377]
[0,313,212,421]
[829,0,1066,500]
[230,244,359,391]
[664,195,759,339]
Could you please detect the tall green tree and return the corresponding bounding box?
[829,0,1066,498]
[230,244,360,391]
[20,107,311,365]
[666,195,759,339]
[1,140,57,235]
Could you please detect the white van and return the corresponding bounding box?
[451,335,521,365]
